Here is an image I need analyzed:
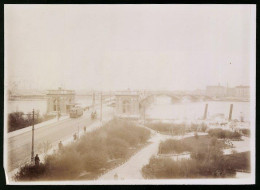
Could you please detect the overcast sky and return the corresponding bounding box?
[5,4,255,91]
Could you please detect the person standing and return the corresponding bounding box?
[58,141,63,150]
[114,173,118,180]
[73,133,77,141]
[35,154,40,166]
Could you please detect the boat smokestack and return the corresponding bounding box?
[229,104,233,121]
[203,104,208,120]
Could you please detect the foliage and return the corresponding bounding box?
[143,135,250,179]
[147,123,186,135]
[189,123,208,132]
[159,139,192,154]
[158,135,227,155]
[142,156,236,179]
[223,151,250,172]
[8,112,55,132]
[240,129,250,137]
[14,119,151,181]
[13,163,48,181]
[146,122,208,136]
[208,129,242,140]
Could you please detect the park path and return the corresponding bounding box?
[99,132,162,180]
[99,126,207,180]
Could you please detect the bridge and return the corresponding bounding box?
[114,90,213,119]
[139,91,213,105]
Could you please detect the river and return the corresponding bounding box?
[7,96,250,122]
[146,96,250,122]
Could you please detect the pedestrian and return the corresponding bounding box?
[35,154,40,167]
[84,126,86,133]
[73,133,77,141]
[114,173,118,180]
[58,141,63,150]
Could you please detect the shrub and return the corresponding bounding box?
[208,129,241,140]
[8,112,55,132]
[159,139,192,154]
[147,122,187,135]
[13,163,48,181]
[142,155,236,179]
[200,123,208,132]
[143,148,248,179]
[189,123,208,132]
[14,119,151,181]
[240,129,250,137]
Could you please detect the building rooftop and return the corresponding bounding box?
[115,91,139,96]
[47,88,75,95]
[235,85,250,88]
[206,85,225,88]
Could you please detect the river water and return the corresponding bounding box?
[146,96,250,122]
[7,96,250,122]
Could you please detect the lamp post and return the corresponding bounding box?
[100,92,102,122]
[93,91,96,111]
[56,97,61,121]
[31,109,35,162]
[23,109,38,163]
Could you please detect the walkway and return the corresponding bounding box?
[99,127,207,180]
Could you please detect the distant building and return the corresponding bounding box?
[235,85,250,98]
[206,85,226,97]
[115,91,140,118]
[46,88,75,115]
[192,89,206,96]
[226,87,236,97]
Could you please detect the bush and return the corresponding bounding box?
[14,119,151,181]
[13,163,48,181]
[201,123,208,132]
[142,155,236,179]
[158,135,227,161]
[159,139,192,154]
[143,148,249,179]
[240,129,250,137]
[142,134,248,179]
[189,123,208,133]
[224,151,250,172]
[147,122,186,135]
[8,112,55,132]
[208,129,241,140]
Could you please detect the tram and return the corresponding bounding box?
[69,106,83,118]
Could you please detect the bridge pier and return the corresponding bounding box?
[203,104,208,119]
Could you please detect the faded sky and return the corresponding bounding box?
[5,5,255,91]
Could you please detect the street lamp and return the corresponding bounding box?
[56,97,61,121]
[100,92,103,122]
[23,109,38,163]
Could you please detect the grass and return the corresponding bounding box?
[14,119,151,181]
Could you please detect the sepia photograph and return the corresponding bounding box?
[4,4,256,184]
